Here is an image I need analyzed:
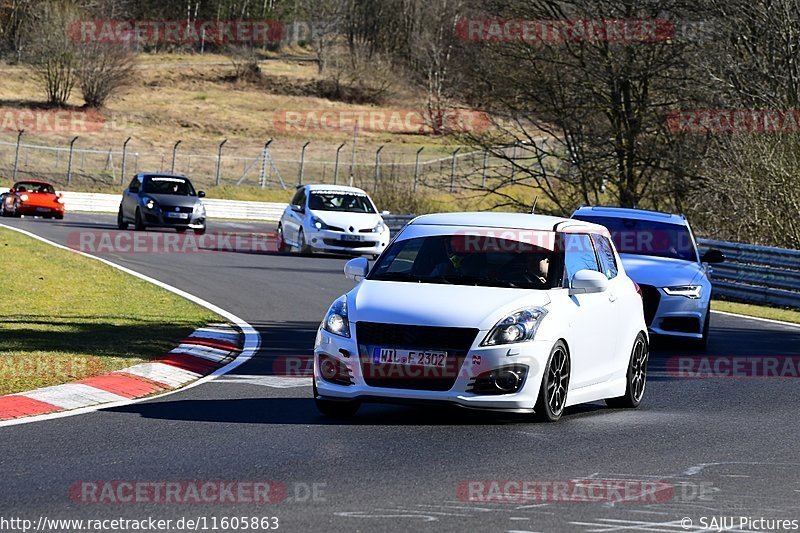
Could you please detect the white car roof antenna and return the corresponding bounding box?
[530,196,539,214]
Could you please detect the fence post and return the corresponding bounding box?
[299,140,310,185]
[511,141,519,181]
[450,147,461,192]
[121,137,132,185]
[12,130,23,182]
[334,142,346,185]
[66,136,79,186]
[374,145,384,192]
[171,140,182,173]
[260,139,272,189]
[215,139,227,186]
[349,124,358,185]
[413,147,424,192]
[481,149,489,188]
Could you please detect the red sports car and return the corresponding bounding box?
[1,180,65,219]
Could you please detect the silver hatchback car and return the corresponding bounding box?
[118,173,207,234]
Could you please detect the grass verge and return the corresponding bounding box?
[0,227,221,395]
[711,300,800,325]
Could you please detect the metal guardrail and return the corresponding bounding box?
[382,214,416,234]
[698,239,800,309]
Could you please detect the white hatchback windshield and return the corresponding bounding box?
[370,233,560,289]
[308,191,376,213]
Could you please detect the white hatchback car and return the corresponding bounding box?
[277,185,390,258]
[313,212,649,422]
[571,207,724,349]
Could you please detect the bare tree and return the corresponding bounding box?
[23,2,80,106]
[77,41,135,108]
[455,0,708,213]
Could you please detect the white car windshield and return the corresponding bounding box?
[308,191,375,213]
[369,234,559,289]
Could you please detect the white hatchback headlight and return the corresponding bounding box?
[323,295,350,337]
[373,221,386,233]
[663,285,702,299]
[482,307,548,346]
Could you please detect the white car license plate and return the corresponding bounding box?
[341,234,363,241]
[166,212,189,219]
[373,348,447,367]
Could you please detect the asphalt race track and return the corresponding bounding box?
[1,213,799,532]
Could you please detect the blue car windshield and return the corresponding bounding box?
[573,215,697,261]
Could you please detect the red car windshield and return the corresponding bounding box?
[14,182,55,194]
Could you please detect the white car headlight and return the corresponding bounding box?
[311,216,329,230]
[482,307,548,346]
[373,221,386,233]
[323,295,350,338]
[663,285,702,299]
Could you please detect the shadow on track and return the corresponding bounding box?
[107,394,608,426]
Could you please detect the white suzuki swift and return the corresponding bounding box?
[313,212,649,422]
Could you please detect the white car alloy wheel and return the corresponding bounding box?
[534,341,571,422]
[606,332,649,408]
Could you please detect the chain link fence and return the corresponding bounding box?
[0,132,555,196]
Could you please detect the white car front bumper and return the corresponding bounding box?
[305,228,389,255]
[313,327,554,411]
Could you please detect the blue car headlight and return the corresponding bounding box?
[663,285,702,299]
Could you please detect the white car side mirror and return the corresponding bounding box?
[381,210,391,215]
[344,257,369,281]
[569,269,609,295]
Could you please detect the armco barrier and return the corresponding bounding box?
[698,239,800,309]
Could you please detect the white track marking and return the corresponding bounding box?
[189,327,241,342]
[19,384,128,410]
[214,375,312,388]
[170,344,233,362]
[119,363,202,388]
[0,223,261,428]
[711,310,800,329]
